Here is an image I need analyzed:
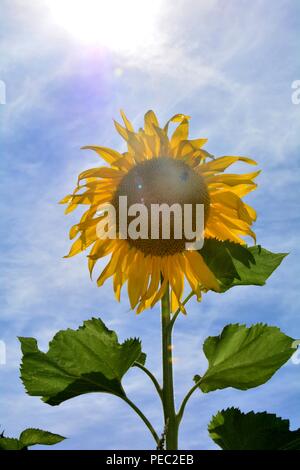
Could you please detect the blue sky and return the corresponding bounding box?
[0,0,300,450]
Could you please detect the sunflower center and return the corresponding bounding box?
[112,157,210,256]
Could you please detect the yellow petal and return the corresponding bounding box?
[153,126,170,156]
[59,194,72,204]
[113,269,127,301]
[210,191,254,224]
[97,245,123,286]
[81,146,123,164]
[228,183,258,197]
[170,290,179,313]
[114,120,129,141]
[244,203,257,221]
[185,251,220,292]
[170,118,189,149]
[150,276,168,307]
[167,256,184,302]
[79,167,124,180]
[177,253,200,296]
[69,224,79,240]
[64,192,111,213]
[205,219,245,244]
[176,138,208,157]
[140,258,160,302]
[88,239,115,277]
[144,110,159,135]
[164,113,191,134]
[112,154,135,171]
[128,254,150,309]
[64,227,97,258]
[120,109,134,132]
[217,212,251,232]
[206,170,261,186]
[200,156,257,174]
[170,290,186,314]
[126,132,146,162]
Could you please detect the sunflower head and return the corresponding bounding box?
[112,156,211,256]
[61,110,259,313]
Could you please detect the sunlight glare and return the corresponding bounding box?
[47,0,161,52]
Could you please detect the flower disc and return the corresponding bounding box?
[112,157,210,256]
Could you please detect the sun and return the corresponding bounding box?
[46,0,161,52]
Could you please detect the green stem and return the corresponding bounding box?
[134,362,163,402]
[161,284,178,450]
[177,378,201,424]
[121,395,160,445]
[125,289,194,448]
[169,290,194,332]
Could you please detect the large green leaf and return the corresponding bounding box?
[209,408,300,450]
[20,318,142,405]
[199,239,287,291]
[199,323,296,393]
[0,429,65,450]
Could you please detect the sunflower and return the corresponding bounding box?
[61,111,259,313]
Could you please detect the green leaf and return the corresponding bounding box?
[0,429,65,450]
[281,437,300,450]
[209,408,300,450]
[199,239,287,291]
[19,429,65,447]
[199,323,296,393]
[136,352,147,366]
[20,318,143,406]
[0,438,23,450]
